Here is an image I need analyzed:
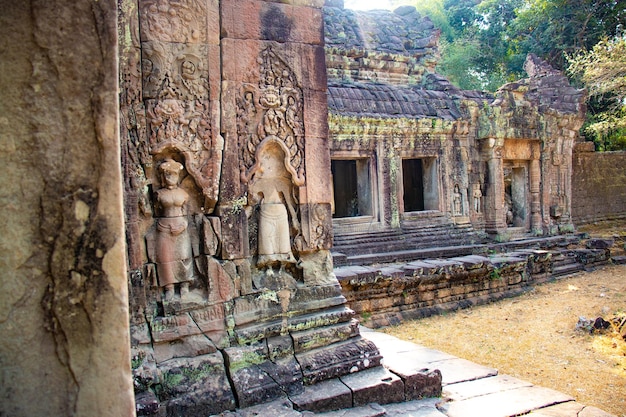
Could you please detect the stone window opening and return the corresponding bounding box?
[331,159,373,218]
[401,157,439,213]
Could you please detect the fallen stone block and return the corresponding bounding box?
[393,368,442,400]
[296,338,382,385]
[586,238,614,249]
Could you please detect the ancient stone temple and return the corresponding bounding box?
[119,1,382,415]
[118,1,589,414]
[1,1,615,416]
[324,5,586,262]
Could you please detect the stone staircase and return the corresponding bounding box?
[210,329,617,417]
[332,216,485,267]
[332,229,583,268]
[550,250,584,277]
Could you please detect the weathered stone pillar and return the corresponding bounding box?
[0,1,135,416]
[120,1,381,414]
[482,138,507,233]
[529,148,542,234]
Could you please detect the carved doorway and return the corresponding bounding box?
[331,159,372,218]
[401,157,439,213]
[503,162,530,230]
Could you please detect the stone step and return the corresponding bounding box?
[333,235,582,268]
[289,365,441,414]
[338,245,478,267]
[210,330,617,417]
[333,226,483,257]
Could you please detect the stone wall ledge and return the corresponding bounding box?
[337,243,612,329]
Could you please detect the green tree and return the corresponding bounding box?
[568,36,626,150]
[437,38,484,90]
[510,0,626,72]
[394,0,626,94]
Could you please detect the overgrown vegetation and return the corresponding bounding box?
[391,0,626,149]
[568,35,626,150]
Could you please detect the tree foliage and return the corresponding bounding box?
[568,36,626,150]
[392,0,626,89]
[391,0,626,149]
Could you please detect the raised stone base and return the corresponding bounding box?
[132,303,383,415]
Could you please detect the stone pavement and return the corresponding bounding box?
[359,329,616,417]
[215,328,616,417]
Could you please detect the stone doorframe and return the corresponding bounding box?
[481,137,542,236]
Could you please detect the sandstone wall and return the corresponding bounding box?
[572,146,626,224]
[337,246,610,328]
[0,1,134,416]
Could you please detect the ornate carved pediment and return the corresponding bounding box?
[237,47,305,185]
[145,98,218,206]
[141,42,209,101]
[139,0,208,44]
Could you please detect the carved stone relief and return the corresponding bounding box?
[146,159,197,301]
[145,99,219,208]
[299,203,333,251]
[237,47,305,186]
[473,184,482,213]
[453,184,463,216]
[142,42,209,101]
[247,140,301,290]
[138,0,208,44]
[234,46,310,287]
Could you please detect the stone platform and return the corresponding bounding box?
[335,235,614,328]
[213,328,615,417]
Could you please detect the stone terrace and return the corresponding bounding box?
[334,236,615,328]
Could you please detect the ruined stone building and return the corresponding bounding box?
[3,1,622,417]
[324,5,586,264]
[120,0,387,415]
[119,2,589,414]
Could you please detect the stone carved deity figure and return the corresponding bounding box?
[473,184,482,213]
[153,159,195,300]
[248,143,299,275]
[453,184,463,216]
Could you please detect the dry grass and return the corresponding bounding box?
[382,264,626,416]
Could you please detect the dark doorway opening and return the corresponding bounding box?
[402,159,424,212]
[331,159,372,218]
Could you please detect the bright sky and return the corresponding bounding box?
[343,0,393,11]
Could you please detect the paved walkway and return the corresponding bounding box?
[353,328,616,417]
[217,329,616,417]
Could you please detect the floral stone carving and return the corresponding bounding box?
[139,0,208,44]
[141,42,209,101]
[237,47,305,186]
[145,98,219,209]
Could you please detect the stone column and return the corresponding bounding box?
[529,146,542,234]
[0,1,135,416]
[482,138,506,233]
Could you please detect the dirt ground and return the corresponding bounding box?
[383,223,626,416]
